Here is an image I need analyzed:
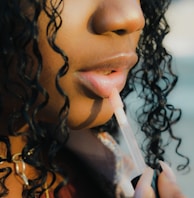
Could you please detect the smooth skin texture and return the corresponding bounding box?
[0,0,144,133]
[38,0,145,129]
[0,0,186,197]
[135,162,186,198]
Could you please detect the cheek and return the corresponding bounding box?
[133,30,142,48]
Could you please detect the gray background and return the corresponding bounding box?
[124,0,194,197]
[165,1,194,197]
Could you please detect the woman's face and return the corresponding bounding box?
[38,0,145,130]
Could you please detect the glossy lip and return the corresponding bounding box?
[75,53,138,98]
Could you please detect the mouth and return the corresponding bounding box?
[75,53,138,98]
[96,70,115,75]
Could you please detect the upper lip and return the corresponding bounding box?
[74,52,138,98]
[78,52,138,73]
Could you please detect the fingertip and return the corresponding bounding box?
[159,160,176,183]
[158,162,186,198]
[134,167,155,198]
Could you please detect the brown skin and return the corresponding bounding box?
[1,0,185,198]
[37,0,144,129]
[0,0,144,196]
[0,0,144,133]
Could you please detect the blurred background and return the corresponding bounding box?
[164,0,194,197]
[124,0,194,197]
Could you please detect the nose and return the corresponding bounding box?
[91,0,145,35]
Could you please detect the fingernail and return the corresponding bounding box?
[134,167,155,198]
[140,167,154,186]
[159,160,176,183]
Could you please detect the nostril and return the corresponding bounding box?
[112,29,126,35]
[91,0,145,36]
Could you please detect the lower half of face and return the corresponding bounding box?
[37,0,144,130]
[38,54,120,130]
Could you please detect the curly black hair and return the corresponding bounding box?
[127,0,190,170]
[0,0,189,197]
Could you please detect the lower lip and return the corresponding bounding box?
[75,70,128,98]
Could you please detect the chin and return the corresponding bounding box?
[68,114,113,130]
[67,107,113,130]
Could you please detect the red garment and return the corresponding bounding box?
[41,179,107,198]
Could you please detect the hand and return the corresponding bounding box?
[134,161,186,198]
